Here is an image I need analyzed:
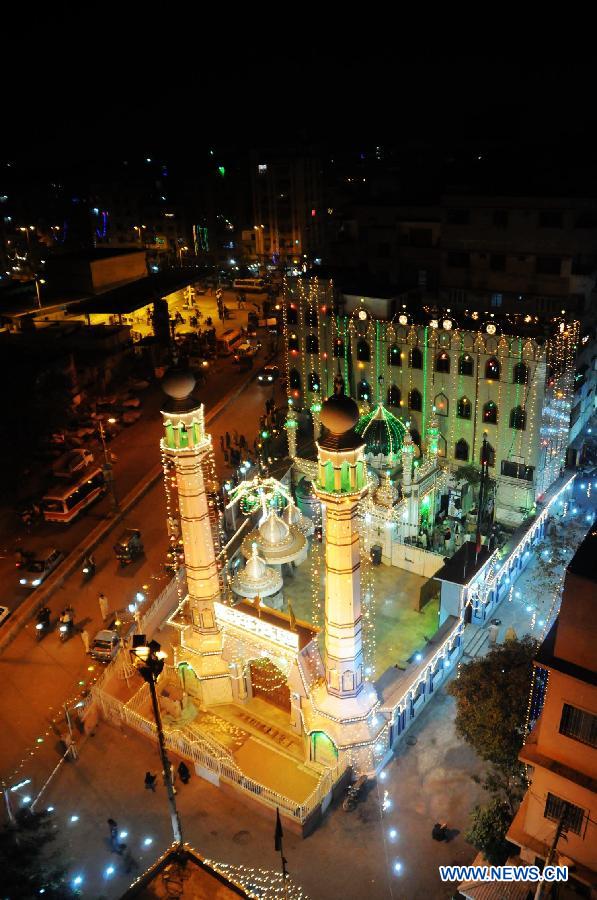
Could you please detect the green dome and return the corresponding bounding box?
[355,403,407,457]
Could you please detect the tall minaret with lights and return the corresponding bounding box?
[160,370,231,704]
[309,376,383,768]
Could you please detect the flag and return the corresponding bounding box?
[288,601,297,632]
[274,807,284,852]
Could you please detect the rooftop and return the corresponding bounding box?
[566,518,597,582]
[433,541,494,586]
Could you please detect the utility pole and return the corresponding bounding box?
[535,814,565,900]
[98,420,119,513]
[476,434,489,562]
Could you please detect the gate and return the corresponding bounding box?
[249,659,291,711]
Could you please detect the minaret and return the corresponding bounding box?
[313,376,375,706]
[161,370,220,631]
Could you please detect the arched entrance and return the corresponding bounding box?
[249,658,290,712]
[311,730,338,766]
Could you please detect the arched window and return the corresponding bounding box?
[306,307,318,328]
[357,338,370,362]
[435,351,450,374]
[482,401,498,424]
[287,305,298,325]
[309,372,320,392]
[485,357,500,379]
[409,388,422,411]
[437,434,447,458]
[306,334,319,354]
[409,347,423,369]
[459,353,474,376]
[457,396,471,419]
[434,393,448,416]
[481,442,496,467]
[510,406,527,430]
[387,385,401,407]
[333,337,345,358]
[357,380,371,401]
[513,361,528,384]
[289,369,301,390]
[387,344,401,367]
[410,428,421,448]
[455,438,469,461]
[288,334,299,351]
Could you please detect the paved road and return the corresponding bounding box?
[0,367,287,783]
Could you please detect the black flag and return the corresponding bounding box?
[275,807,283,852]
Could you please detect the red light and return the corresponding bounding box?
[311,209,316,217]
[322,352,328,359]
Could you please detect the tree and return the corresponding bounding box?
[0,808,72,898]
[465,798,516,865]
[447,636,537,769]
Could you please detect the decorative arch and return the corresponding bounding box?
[510,406,527,430]
[482,401,498,424]
[435,351,450,374]
[434,392,449,416]
[356,338,370,362]
[409,388,422,411]
[387,385,401,407]
[459,353,474,376]
[409,347,423,369]
[387,344,401,367]
[455,438,469,461]
[513,361,528,384]
[457,396,471,419]
[485,357,500,379]
[306,334,319,354]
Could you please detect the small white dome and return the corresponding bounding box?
[259,509,290,546]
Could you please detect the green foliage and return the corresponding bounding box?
[465,798,516,865]
[447,636,537,769]
[456,464,482,487]
[472,762,526,816]
[0,808,72,899]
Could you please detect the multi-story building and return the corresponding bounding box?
[282,278,578,526]
[248,152,324,267]
[507,520,597,895]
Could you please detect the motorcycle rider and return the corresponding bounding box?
[60,607,74,634]
[37,606,51,626]
[83,553,96,576]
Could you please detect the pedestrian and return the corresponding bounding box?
[177,761,190,784]
[99,592,109,622]
[240,434,246,449]
[108,819,124,854]
[219,434,225,451]
[120,848,138,875]
[225,431,231,448]
[443,527,451,553]
[80,629,90,654]
[233,429,239,446]
[144,771,157,792]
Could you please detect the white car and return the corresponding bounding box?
[19,549,65,588]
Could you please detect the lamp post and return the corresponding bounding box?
[34,277,45,309]
[98,418,119,512]
[130,636,183,846]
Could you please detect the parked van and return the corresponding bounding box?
[233,277,266,292]
[216,328,242,356]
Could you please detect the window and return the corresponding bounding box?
[491,293,503,307]
[410,347,423,369]
[309,372,320,392]
[289,369,301,390]
[357,339,370,362]
[481,442,496,467]
[490,254,506,272]
[483,402,498,424]
[287,306,298,325]
[288,335,299,351]
[357,380,371,401]
[459,354,474,376]
[536,256,562,276]
[513,361,528,384]
[493,210,509,228]
[559,703,597,748]
[544,793,584,835]
[539,210,563,228]
[306,307,318,328]
[387,385,401,407]
[435,352,450,374]
[485,357,500,380]
[457,397,471,419]
[388,344,401,367]
[447,251,470,268]
[437,434,447,458]
[446,208,470,225]
[409,389,422,411]
[306,334,319,354]
[333,338,345,358]
[410,428,421,448]
[510,406,527,430]
[455,439,469,461]
[434,393,448,416]
[501,460,534,480]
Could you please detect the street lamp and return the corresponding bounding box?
[98,418,119,512]
[34,277,45,308]
[130,636,183,846]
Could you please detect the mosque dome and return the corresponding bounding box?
[242,508,307,565]
[319,392,359,434]
[259,509,291,546]
[231,544,283,599]
[161,368,196,400]
[355,403,407,458]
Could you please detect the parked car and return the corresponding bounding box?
[257,365,280,384]
[0,605,11,627]
[122,410,142,425]
[19,548,65,588]
[88,629,120,662]
[52,449,95,478]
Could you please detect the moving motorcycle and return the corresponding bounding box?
[35,607,51,642]
[59,608,75,643]
[342,775,367,812]
[82,555,96,581]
